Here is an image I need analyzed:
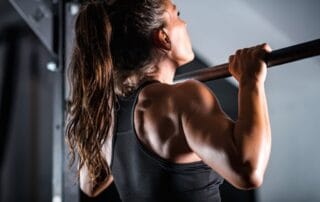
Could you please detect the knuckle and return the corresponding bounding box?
[263,43,272,52]
[242,48,249,53]
[235,49,242,55]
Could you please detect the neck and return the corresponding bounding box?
[150,59,178,84]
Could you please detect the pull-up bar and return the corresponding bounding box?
[174,39,320,82]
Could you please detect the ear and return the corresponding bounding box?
[152,28,171,51]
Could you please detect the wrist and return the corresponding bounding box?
[239,78,265,89]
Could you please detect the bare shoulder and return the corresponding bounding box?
[136,82,173,113]
[138,81,173,100]
[173,80,219,113]
[174,79,206,90]
[137,80,218,117]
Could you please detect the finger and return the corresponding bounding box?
[228,55,235,72]
[235,49,242,56]
[241,48,249,57]
[229,55,235,62]
[253,43,271,59]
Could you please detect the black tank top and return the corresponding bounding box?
[111,81,224,202]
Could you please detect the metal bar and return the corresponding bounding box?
[64,3,80,202]
[174,38,320,82]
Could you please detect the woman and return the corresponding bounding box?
[66,0,272,201]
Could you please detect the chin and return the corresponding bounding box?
[189,51,195,61]
[185,52,195,65]
[178,52,195,66]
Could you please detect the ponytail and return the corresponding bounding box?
[66,0,167,186]
[66,1,115,185]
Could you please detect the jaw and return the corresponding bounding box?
[177,51,195,67]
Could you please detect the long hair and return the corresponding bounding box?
[66,0,166,186]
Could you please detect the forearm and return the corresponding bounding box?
[233,81,271,180]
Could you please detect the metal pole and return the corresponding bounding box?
[174,38,320,82]
[52,0,65,202]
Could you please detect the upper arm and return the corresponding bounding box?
[176,80,250,189]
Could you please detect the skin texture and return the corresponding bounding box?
[81,0,272,196]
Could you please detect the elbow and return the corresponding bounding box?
[231,130,270,189]
[235,166,264,190]
[229,160,265,190]
[239,171,263,190]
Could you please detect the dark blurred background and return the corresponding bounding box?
[0,0,319,202]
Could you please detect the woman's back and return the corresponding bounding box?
[111,81,223,201]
